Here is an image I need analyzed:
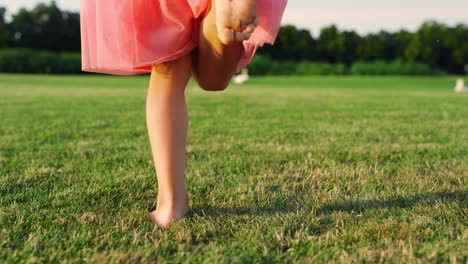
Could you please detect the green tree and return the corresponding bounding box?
[357,33,383,61]
[259,25,316,61]
[316,25,344,63]
[341,30,361,65]
[443,24,468,73]
[9,1,80,52]
[405,21,448,68]
[394,30,413,59]
[0,7,10,48]
[377,31,398,61]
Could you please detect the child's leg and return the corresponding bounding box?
[192,0,256,91]
[146,54,192,228]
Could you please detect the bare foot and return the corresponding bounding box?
[215,0,260,44]
[148,193,190,228]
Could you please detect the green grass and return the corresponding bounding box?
[0,74,467,263]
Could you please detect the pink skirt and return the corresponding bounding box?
[80,0,288,75]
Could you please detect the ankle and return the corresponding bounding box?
[157,190,189,205]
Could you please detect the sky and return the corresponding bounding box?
[1,0,468,36]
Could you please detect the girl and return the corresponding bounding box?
[80,0,288,228]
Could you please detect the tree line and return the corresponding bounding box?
[259,24,467,74]
[0,1,467,74]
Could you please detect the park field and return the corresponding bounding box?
[0,74,467,263]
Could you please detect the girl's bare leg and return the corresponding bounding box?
[192,0,258,91]
[146,0,259,228]
[146,54,192,228]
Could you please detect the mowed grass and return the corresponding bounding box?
[0,74,467,263]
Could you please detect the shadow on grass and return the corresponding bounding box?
[315,190,467,216]
[190,190,467,218]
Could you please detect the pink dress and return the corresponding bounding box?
[80,0,288,75]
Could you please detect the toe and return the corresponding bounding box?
[218,27,234,44]
[244,23,256,33]
[253,17,260,27]
[149,212,161,226]
[230,19,245,32]
[235,31,245,42]
[148,212,171,229]
[242,31,251,41]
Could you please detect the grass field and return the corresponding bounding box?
[0,74,467,263]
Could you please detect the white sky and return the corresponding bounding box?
[1,0,468,35]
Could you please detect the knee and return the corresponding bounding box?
[196,77,230,92]
[152,55,192,76]
[199,82,229,92]
[191,60,233,92]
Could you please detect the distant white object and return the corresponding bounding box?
[454,78,468,92]
[232,69,250,84]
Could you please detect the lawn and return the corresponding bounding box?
[0,74,467,263]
